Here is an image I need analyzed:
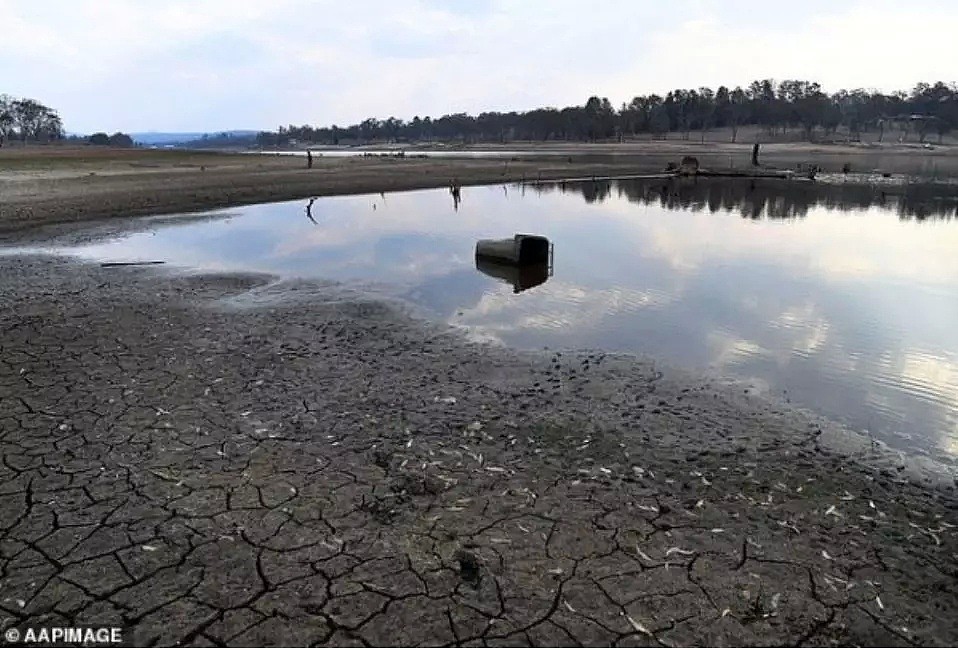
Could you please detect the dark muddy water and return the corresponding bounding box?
[14,178,958,464]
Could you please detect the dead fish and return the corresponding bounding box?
[778,520,801,534]
[626,615,652,636]
[665,547,695,557]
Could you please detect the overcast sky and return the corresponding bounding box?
[2,0,956,133]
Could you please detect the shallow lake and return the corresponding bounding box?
[256,149,553,158]
[16,177,958,465]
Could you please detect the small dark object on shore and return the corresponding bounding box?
[679,156,699,175]
[306,150,313,169]
[798,162,821,180]
[455,548,481,585]
[372,449,391,470]
[100,261,165,267]
[752,143,761,166]
[842,162,851,174]
[665,162,678,172]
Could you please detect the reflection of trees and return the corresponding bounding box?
[552,178,958,220]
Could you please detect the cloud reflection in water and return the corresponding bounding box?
[54,178,958,464]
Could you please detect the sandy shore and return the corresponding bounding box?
[1,255,955,646]
[2,142,956,242]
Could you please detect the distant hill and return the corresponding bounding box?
[131,131,259,146]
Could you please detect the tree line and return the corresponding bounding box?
[0,95,137,147]
[545,176,957,221]
[0,95,64,145]
[256,80,958,147]
[86,132,135,147]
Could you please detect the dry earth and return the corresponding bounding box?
[1,256,956,646]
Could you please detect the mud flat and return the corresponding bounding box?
[1,253,956,646]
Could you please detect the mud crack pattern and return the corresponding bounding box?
[1,257,956,646]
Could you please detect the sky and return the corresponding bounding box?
[2,0,957,133]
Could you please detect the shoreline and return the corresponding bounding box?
[3,143,957,243]
[2,254,956,645]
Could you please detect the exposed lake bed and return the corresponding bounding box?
[2,249,957,645]
[2,168,958,645]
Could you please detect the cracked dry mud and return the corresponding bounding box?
[1,256,956,647]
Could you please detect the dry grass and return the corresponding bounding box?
[0,145,282,174]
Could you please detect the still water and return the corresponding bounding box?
[257,149,551,158]
[22,178,958,463]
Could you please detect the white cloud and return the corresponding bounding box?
[1,0,956,131]
[635,2,958,95]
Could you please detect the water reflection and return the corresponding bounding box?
[12,179,958,464]
[450,182,462,212]
[539,177,958,220]
[305,197,317,225]
[476,259,551,294]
